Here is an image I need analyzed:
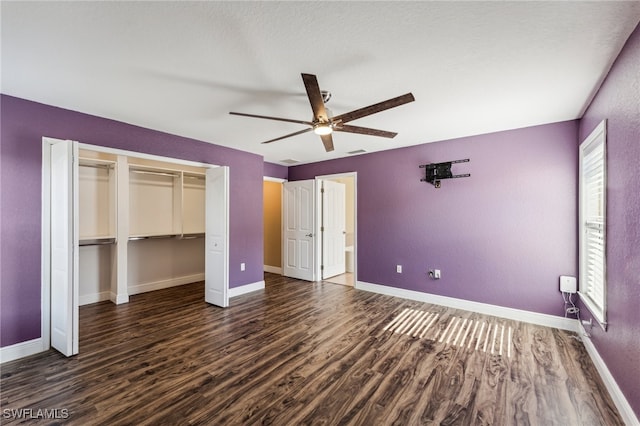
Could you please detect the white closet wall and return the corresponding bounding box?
[79,163,115,238]
[127,238,205,295]
[183,174,206,235]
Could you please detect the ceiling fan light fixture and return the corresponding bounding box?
[313,123,333,135]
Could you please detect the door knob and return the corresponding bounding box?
[305,233,313,237]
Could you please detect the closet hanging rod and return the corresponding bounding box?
[129,169,179,178]
[79,162,114,170]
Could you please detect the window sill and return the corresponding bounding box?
[578,291,608,331]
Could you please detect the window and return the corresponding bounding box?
[579,120,607,329]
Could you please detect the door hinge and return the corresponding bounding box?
[321,265,324,270]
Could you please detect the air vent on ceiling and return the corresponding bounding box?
[280,159,300,165]
[348,149,367,155]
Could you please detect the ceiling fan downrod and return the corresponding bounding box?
[321,90,331,104]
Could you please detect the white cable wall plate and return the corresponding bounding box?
[560,275,577,293]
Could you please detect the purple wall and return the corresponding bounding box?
[0,95,264,348]
[290,121,579,316]
[579,23,640,419]
[263,162,288,180]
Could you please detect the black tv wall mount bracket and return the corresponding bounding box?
[419,158,470,188]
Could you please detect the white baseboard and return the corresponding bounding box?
[79,291,111,306]
[0,338,46,364]
[356,281,578,332]
[578,323,640,426]
[110,291,130,305]
[128,273,205,296]
[89,275,265,303]
[229,280,265,298]
[2,277,263,364]
[264,265,282,274]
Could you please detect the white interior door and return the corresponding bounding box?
[50,139,79,356]
[321,180,346,279]
[205,166,229,307]
[283,180,316,281]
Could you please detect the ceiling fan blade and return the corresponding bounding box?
[230,111,312,126]
[331,93,415,124]
[261,128,313,144]
[320,134,334,152]
[301,73,329,122]
[336,124,398,138]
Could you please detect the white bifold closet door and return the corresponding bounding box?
[50,139,79,357]
[205,166,229,307]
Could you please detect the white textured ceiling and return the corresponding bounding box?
[2,2,639,166]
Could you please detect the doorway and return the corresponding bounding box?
[318,173,356,287]
[263,178,285,275]
[279,172,356,286]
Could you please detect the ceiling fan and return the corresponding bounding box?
[229,73,415,152]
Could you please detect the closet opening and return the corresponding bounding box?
[263,177,285,276]
[78,149,208,307]
[42,138,229,357]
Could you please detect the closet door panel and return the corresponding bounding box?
[205,167,229,307]
[49,140,79,357]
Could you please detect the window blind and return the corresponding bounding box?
[579,121,607,328]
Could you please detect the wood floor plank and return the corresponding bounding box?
[550,328,623,425]
[0,274,624,425]
[505,319,535,425]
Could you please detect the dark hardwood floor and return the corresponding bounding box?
[1,273,622,425]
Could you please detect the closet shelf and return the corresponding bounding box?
[129,234,180,241]
[183,173,205,181]
[79,237,116,246]
[79,157,116,169]
[128,233,205,241]
[129,164,184,177]
[179,233,205,240]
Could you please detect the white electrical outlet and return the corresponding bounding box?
[240,262,246,271]
[429,269,441,279]
[396,265,402,273]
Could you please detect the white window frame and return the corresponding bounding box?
[578,120,607,330]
